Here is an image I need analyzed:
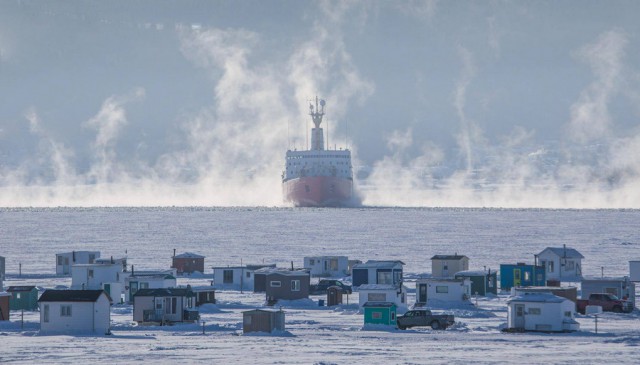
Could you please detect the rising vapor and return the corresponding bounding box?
[361,29,640,208]
[0,3,372,207]
[1,2,639,209]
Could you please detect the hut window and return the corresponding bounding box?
[223,270,234,284]
[88,269,94,278]
[61,305,72,317]
[291,280,300,291]
[566,261,575,271]
[393,271,403,284]
[57,256,64,266]
[377,271,392,285]
[270,281,281,288]
[329,259,338,271]
[524,272,530,282]
[528,307,541,315]
[244,315,252,326]
[436,286,449,294]
[488,278,494,288]
[368,293,386,302]
[16,293,21,299]
[246,272,251,278]
[564,311,572,318]
[548,261,554,273]
[391,312,396,320]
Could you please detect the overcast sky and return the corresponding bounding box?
[1,1,639,207]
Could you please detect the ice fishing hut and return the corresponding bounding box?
[55,251,100,276]
[431,254,469,278]
[242,308,285,334]
[265,270,310,303]
[213,264,276,292]
[38,289,112,335]
[506,292,579,333]
[71,259,126,302]
[171,251,205,275]
[454,270,498,296]
[537,246,584,283]
[514,286,578,304]
[415,278,472,306]
[327,286,344,306]
[133,288,198,324]
[358,284,407,308]
[303,256,349,277]
[125,269,177,303]
[191,286,216,306]
[7,286,39,311]
[362,302,397,326]
[352,260,404,288]
[630,261,640,282]
[500,263,546,291]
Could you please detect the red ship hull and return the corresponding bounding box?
[283,176,353,207]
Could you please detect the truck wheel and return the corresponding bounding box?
[613,306,622,313]
[430,321,441,330]
[398,325,406,330]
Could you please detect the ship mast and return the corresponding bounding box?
[309,96,325,151]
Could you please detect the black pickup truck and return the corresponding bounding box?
[397,309,455,330]
[309,280,353,295]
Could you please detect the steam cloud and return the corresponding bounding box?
[0,3,372,207]
[362,28,640,208]
[0,4,639,208]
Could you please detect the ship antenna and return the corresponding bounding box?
[308,99,312,150]
[345,116,348,150]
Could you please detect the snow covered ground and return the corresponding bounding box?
[1,207,640,363]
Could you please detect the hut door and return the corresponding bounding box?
[418,284,427,303]
[154,298,164,320]
[130,281,139,301]
[514,304,525,329]
[514,269,521,287]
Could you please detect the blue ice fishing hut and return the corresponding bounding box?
[499,263,546,291]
